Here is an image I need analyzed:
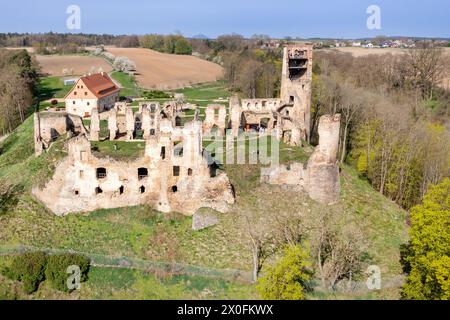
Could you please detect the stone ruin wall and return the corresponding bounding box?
[261,114,341,204]
[32,103,235,216]
[203,104,227,136]
[34,111,88,156]
[228,44,313,146]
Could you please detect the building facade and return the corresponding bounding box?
[65,73,120,117]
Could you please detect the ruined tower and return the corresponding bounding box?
[307,114,341,204]
[280,44,313,141]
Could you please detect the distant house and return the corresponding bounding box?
[352,42,362,47]
[65,73,120,117]
[363,43,374,48]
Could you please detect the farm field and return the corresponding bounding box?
[105,47,224,90]
[36,54,113,76]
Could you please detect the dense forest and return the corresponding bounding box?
[0,49,39,135]
[0,32,193,55]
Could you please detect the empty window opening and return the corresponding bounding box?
[289,96,294,104]
[174,142,184,157]
[175,116,182,127]
[289,67,307,80]
[188,168,193,176]
[74,190,79,196]
[161,146,166,159]
[95,187,103,195]
[150,129,155,135]
[96,167,107,179]
[209,162,219,178]
[173,166,180,177]
[138,168,148,180]
[171,186,178,193]
[139,186,146,194]
[119,186,124,194]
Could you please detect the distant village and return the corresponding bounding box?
[260,37,450,50]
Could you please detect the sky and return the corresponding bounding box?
[0,0,449,39]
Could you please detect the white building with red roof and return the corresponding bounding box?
[64,73,120,117]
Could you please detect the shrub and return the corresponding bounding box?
[257,245,312,300]
[2,252,47,294]
[45,254,90,292]
[174,38,193,55]
[402,178,450,300]
[142,90,171,99]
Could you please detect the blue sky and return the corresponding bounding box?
[1,0,449,38]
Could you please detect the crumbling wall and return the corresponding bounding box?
[33,119,235,216]
[90,108,100,141]
[34,111,86,156]
[203,104,226,136]
[261,114,341,204]
[307,114,341,204]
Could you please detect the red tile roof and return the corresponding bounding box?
[79,73,120,99]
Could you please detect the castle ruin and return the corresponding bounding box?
[33,43,341,216]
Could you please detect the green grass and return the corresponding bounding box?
[110,71,140,97]
[175,81,230,100]
[37,76,72,100]
[91,141,146,160]
[0,263,257,300]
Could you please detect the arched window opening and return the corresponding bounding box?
[96,168,107,179]
[138,168,148,180]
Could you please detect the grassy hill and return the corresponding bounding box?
[0,81,408,300]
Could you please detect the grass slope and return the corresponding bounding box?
[110,71,140,97]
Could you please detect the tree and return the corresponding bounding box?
[401,44,447,99]
[402,178,450,300]
[257,245,312,300]
[174,38,192,55]
[117,35,140,48]
[309,205,369,291]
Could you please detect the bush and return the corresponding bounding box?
[175,38,193,55]
[45,254,90,292]
[402,178,450,300]
[257,245,312,300]
[142,90,171,99]
[2,252,47,294]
